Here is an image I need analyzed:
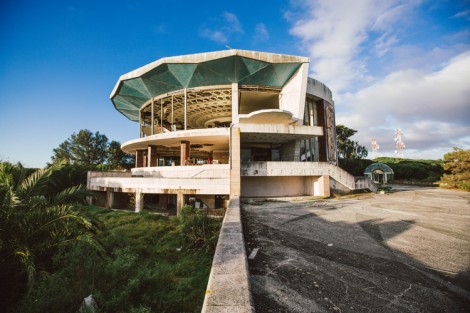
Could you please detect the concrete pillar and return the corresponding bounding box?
[316,100,328,162]
[176,193,185,216]
[107,190,114,209]
[136,150,145,167]
[230,126,241,197]
[148,145,158,167]
[135,190,144,213]
[281,140,302,161]
[181,141,190,165]
[231,83,239,123]
[314,175,330,197]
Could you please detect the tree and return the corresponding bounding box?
[107,140,134,170]
[336,125,368,159]
[52,129,108,165]
[439,148,470,191]
[0,161,102,308]
[51,129,134,169]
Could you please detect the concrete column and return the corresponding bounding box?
[176,193,185,216]
[184,88,187,130]
[230,126,241,197]
[135,190,144,213]
[151,99,155,135]
[136,150,145,167]
[148,145,158,167]
[86,171,93,205]
[316,100,328,162]
[231,83,239,123]
[181,141,190,165]
[313,175,330,197]
[107,191,114,209]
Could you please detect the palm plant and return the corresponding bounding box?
[0,161,102,291]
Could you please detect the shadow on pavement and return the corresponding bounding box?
[242,195,470,313]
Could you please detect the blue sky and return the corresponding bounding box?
[1,0,469,167]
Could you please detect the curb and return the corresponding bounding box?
[201,197,255,312]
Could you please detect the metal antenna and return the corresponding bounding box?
[394,128,405,158]
[371,138,380,159]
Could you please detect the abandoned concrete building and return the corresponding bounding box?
[87,50,355,214]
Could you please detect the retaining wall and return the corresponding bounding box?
[202,197,255,312]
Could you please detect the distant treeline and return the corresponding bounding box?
[339,157,444,182]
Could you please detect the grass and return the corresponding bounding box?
[15,206,220,313]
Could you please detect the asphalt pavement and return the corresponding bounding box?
[242,186,470,312]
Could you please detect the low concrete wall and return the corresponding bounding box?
[241,161,355,190]
[355,176,378,192]
[202,197,255,313]
[131,164,229,178]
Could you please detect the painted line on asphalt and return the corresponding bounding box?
[249,248,260,259]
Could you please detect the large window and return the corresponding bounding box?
[239,91,279,114]
[301,97,319,161]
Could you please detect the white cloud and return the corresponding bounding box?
[288,0,423,93]
[254,23,269,42]
[200,29,227,44]
[199,12,243,44]
[453,9,470,19]
[337,51,470,159]
[223,12,243,34]
[287,0,470,159]
[290,0,400,92]
[375,32,398,56]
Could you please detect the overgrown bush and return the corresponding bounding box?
[179,205,222,253]
[439,148,470,191]
[14,207,222,313]
[338,158,373,176]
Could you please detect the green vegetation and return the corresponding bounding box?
[14,206,220,313]
[338,158,374,176]
[439,148,470,191]
[375,157,444,182]
[1,161,222,312]
[336,125,368,159]
[338,157,444,183]
[0,161,101,310]
[51,129,135,169]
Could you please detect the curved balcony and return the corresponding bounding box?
[121,128,230,154]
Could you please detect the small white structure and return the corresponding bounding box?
[364,163,394,184]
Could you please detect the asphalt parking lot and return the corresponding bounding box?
[242,186,470,312]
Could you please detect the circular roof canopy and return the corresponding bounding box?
[364,163,394,174]
[110,50,308,122]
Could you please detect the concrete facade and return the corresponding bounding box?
[87,50,356,214]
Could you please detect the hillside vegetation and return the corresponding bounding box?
[14,206,221,313]
[338,157,444,183]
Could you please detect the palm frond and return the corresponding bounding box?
[17,161,65,202]
[51,184,91,205]
[14,247,36,287]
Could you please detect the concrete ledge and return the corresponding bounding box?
[202,197,255,313]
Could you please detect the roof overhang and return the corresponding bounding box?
[110,50,310,122]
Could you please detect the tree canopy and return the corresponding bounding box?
[51,129,134,169]
[439,148,470,191]
[336,125,368,159]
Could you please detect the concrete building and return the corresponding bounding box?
[87,50,355,214]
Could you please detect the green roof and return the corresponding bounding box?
[111,50,307,121]
[364,163,394,174]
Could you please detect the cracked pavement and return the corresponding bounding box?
[242,186,470,312]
